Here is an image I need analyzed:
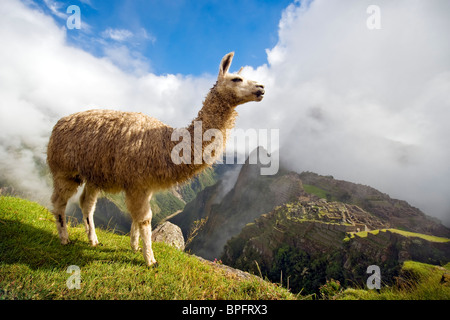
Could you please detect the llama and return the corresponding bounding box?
[47,52,265,266]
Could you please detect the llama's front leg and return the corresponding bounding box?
[80,184,100,246]
[139,218,157,266]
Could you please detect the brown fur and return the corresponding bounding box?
[47,85,238,190]
[46,52,264,266]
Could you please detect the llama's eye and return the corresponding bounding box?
[231,77,243,82]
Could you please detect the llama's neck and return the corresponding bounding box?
[186,85,238,164]
[187,85,238,137]
[159,85,238,186]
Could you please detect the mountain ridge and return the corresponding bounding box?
[299,171,450,237]
[170,156,305,260]
[170,154,449,262]
[220,196,450,294]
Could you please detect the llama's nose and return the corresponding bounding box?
[256,84,264,89]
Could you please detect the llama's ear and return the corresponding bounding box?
[219,52,234,78]
[237,67,244,75]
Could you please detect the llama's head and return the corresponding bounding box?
[215,52,265,106]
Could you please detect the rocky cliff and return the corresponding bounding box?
[170,155,305,260]
[221,197,450,294]
[170,151,450,264]
[299,172,450,237]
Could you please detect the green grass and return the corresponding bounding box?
[386,229,450,243]
[2,196,449,300]
[338,261,450,300]
[303,184,329,199]
[0,196,294,300]
[347,228,450,243]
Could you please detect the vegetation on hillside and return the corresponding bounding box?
[337,261,450,300]
[300,172,450,238]
[222,197,450,297]
[346,229,450,243]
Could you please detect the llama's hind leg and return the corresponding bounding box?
[80,184,100,246]
[130,221,140,252]
[51,176,79,244]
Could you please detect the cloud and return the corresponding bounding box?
[100,27,156,74]
[102,45,151,75]
[238,0,450,226]
[102,28,133,42]
[43,0,67,19]
[0,0,211,204]
[102,27,156,44]
[138,28,157,44]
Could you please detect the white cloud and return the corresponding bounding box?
[138,28,157,44]
[100,27,157,74]
[238,0,450,226]
[43,0,67,19]
[102,45,151,75]
[101,27,156,44]
[0,0,211,204]
[102,28,134,42]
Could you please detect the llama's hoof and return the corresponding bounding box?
[132,247,142,253]
[61,239,70,245]
[90,240,100,247]
[148,261,158,268]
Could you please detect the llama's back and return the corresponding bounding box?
[47,109,172,191]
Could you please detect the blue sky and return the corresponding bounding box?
[31,0,293,75]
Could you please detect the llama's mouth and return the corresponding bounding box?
[254,89,265,101]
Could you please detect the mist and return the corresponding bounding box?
[1,0,449,227]
[237,0,450,226]
[0,0,212,204]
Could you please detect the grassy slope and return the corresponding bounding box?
[1,196,448,300]
[303,184,330,200]
[338,261,450,300]
[0,196,294,300]
[347,229,450,243]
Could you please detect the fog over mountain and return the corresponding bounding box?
[0,0,449,226]
[239,0,450,226]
